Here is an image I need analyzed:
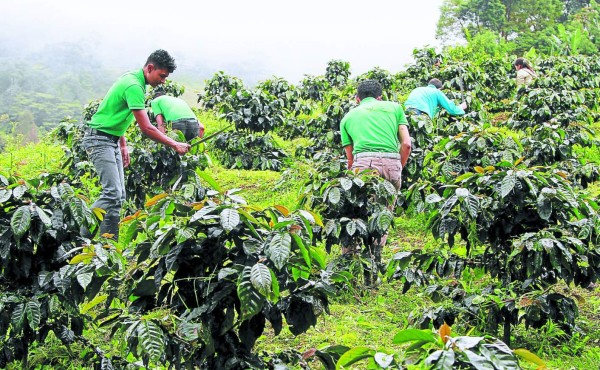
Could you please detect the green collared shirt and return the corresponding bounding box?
[151,95,196,122]
[340,97,408,155]
[89,69,146,137]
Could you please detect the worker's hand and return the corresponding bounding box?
[121,144,130,168]
[173,142,191,155]
[459,102,468,110]
[198,123,205,138]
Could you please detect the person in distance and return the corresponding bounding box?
[403,78,467,119]
[514,57,537,86]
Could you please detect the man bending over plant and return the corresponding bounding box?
[404,78,466,119]
[340,79,412,254]
[151,89,205,141]
[81,49,190,240]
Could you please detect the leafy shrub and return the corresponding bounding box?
[211,131,288,171]
[325,60,351,88]
[337,324,545,369]
[0,173,112,368]
[197,71,244,110]
[71,173,334,368]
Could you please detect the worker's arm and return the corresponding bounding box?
[155,114,167,134]
[132,110,190,155]
[398,125,412,169]
[198,121,205,138]
[437,90,465,116]
[344,145,354,170]
[119,136,130,168]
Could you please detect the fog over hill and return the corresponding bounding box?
[2,0,443,84]
[0,0,442,141]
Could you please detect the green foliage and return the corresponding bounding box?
[293,91,354,158]
[355,67,397,99]
[71,172,334,368]
[325,60,351,88]
[299,75,329,101]
[336,324,542,369]
[201,72,297,171]
[5,31,600,368]
[298,151,398,287]
[436,0,587,56]
[211,131,288,171]
[0,137,64,178]
[197,71,244,110]
[417,165,600,341]
[0,173,111,368]
[256,77,308,114]
[123,125,210,208]
[223,87,285,133]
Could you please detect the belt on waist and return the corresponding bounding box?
[405,107,426,116]
[354,152,401,159]
[85,127,120,143]
[172,118,198,124]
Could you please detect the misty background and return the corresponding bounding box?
[0,0,443,143]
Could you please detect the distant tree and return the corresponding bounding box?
[437,0,564,46]
[13,111,39,144]
[570,0,600,48]
[562,0,592,21]
[0,42,115,132]
[437,0,506,42]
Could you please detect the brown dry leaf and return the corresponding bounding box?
[439,322,451,344]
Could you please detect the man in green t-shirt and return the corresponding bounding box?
[82,49,190,240]
[151,90,205,141]
[340,80,412,258]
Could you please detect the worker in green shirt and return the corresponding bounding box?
[82,49,190,240]
[340,80,412,262]
[151,90,205,141]
[404,78,467,119]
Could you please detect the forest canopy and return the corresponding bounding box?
[437,0,600,55]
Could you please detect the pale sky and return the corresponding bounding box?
[2,0,444,84]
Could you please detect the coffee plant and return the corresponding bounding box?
[324,59,351,88]
[70,173,334,368]
[298,151,397,286]
[337,324,545,369]
[355,67,397,99]
[212,132,287,171]
[197,71,244,110]
[298,75,328,101]
[400,164,600,344]
[0,173,112,368]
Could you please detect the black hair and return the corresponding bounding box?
[514,57,534,72]
[357,80,382,100]
[428,78,443,89]
[145,49,177,73]
[152,87,166,99]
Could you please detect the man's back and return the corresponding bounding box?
[404,83,465,118]
[340,97,406,154]
[151,95,196,121]
[516,68,536,86]
[90,69,146,137]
